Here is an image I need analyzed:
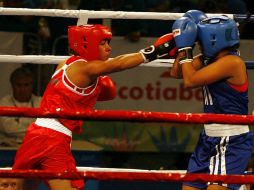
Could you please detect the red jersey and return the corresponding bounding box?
[40,56,103,134]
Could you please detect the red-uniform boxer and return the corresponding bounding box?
[13,24,177,190]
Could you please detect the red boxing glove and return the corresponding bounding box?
[140,33,177,63]
[154,33,177,58]
[97,76,116,101]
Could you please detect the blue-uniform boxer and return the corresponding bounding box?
[171,10,254,190]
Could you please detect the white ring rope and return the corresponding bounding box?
[0,166,185,173]
[0,55,174,67]
[0,7,238,67]
[0,55,68,64]
[0,7,233,20]
[76,167,185,174]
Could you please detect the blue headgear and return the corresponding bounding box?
[197,16,239,59]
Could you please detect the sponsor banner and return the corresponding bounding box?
[76,67,205,152]
[75,121,202,152]
[96,67,203,112]
[76,66,254,153]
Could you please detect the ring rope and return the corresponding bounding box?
[0,106,253,124]
[0,8,253,68]
[0,7,233,20]
[0,55,69,65]
[0,55,174,68]
[0,55,254,69]
[0,168,253,184]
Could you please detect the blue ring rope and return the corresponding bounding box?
[234,14,254,22]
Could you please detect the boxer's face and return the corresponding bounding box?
[99,39,111,61]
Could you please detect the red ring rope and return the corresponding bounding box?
[0,106,253,124]
[0,106,253,184]
[0,169,253,184]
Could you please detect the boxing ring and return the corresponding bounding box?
[0,7,254,189]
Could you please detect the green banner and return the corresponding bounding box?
[73,121,204,152]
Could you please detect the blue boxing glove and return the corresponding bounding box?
[172,17,197,64]
[183,10,208,24]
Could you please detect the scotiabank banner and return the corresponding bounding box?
[96,66,203,113]
[76,67,204,153]
[76,66,254,153]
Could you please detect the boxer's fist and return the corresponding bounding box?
[154,33,177,58]
[172,17,197,64]
[140,33,176,63]
[183,10,208,24]
[172,17,197,49]
[97,76,116,101]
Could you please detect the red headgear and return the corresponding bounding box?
[68,24,112,61]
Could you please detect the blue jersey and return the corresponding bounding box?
[203,54,248,115]
[184,53,253,190]
[203,80,248,114]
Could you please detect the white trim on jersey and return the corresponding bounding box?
[203,86,213,106]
